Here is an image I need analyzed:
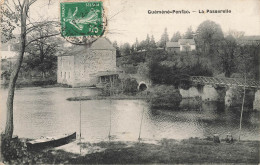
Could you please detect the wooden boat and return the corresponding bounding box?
[26,132,76,150]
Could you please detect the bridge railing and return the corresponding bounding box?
[190,76,260,88]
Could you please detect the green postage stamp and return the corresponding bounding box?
[60,1,104,37]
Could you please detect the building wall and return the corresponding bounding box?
[57,56,74,86]
[180,45,196,52]
[73,49,116,87]
[166,47,180,53]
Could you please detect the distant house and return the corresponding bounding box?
[1,38,20,76]
[237,36,260,45]
[166,38,196,53]
[57,37,121,87]
[166,42,180,53]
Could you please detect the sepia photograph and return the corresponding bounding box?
[0,0,260,164]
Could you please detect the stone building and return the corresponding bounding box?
[57,37,120,87]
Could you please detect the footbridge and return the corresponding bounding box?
[179,76,260,110]
[190,76,260,89]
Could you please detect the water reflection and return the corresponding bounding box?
[0,87,259,142]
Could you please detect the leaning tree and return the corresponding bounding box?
[1,0,60,139]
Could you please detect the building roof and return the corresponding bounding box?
[178,39,195,45]
[90,37,116,50]
[166,42,179,48]
[90,70,123,77]
[237,35,260,45]
[240,36,260,41]
[60,37,115,56]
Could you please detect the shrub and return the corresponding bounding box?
[122,78,138,95]
[147,85,182,109]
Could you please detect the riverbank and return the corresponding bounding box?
[67,94,147,101]
[2,137,259,164]
[1,78,57,88]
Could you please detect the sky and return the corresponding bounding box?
[11,0,260,45]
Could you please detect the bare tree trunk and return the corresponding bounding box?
[4,0,29,139]
[238,74,246,142]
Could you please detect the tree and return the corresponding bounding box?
[134,38,139,51]
[183,26,194,39]
[159,28,169,48]
[216,35,237,77]
[112,41,120,57]
[227,29,245,39]
[1,0,60,140]
[196,20,224,56]
[150,35,157,48]
[170,31,181,42]
[145,34,150,50]
[120,42,131,55]
[24,24,60,78]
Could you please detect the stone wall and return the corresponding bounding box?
[73,49,116,87]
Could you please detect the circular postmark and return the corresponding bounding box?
[60,0,108,45]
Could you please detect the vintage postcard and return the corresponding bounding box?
[0,0,260,164]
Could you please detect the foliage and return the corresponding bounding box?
[1,134,30,164]
[122,78,138,95]
[196,20,224,56]
[227,29,245,39]
[149,53,213,86]
[235,43,260,80]
[1,70,11,80]
[158,28,169,48]
[0,5,18,43]
[101,78,138,96]
[170,31,181,42]
[137,62,150,79]
[119,43,131,56]
[183,26,194,39]
[216,35,237,77]
[147,85,182,109]
[113,41,121,57]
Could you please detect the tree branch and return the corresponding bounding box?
[29,0,37,6]
[25,32,60,47]
[26,21,59,34]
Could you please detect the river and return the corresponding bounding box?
[0,87,259,142]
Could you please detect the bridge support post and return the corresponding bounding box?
[225,87,234,107]
[253,89,260,111]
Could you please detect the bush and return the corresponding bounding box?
[1,134,29,163]
[147,85,182,109]
[123,78,138,95]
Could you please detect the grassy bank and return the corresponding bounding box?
[67,94,147,101]
[1,138,259,164]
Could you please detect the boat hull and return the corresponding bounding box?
[26,132,76,150]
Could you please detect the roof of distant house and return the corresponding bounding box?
[178,39,195,45]
[166,42,179,48]
[61,37,115,56]
[240,35,260,41]
[237,35,260,45]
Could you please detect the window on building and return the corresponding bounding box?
[61,72,62,78]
